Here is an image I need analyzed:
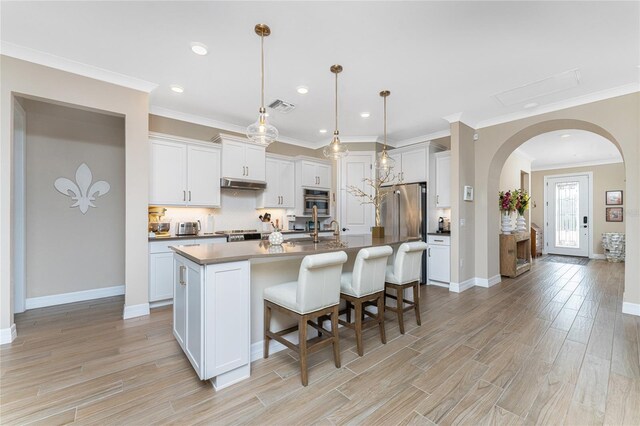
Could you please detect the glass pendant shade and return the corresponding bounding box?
[375,149,395,173]
[247,110,278,145]
[323,132,349,159]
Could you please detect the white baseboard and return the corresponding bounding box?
[0,324,17,345]
[427,281,450,289]
[251,339,288,362]
[123,303,150,319]
[150,299,173,309]
[475,275,502,288]
[590,254,606,260]
[622,302,640,317]
[449,278,476,293]
[25,285,125,310]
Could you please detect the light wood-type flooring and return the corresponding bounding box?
[2,258,639,425]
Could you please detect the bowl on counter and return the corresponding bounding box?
[149,222,171,233]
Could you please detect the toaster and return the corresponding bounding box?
[176,221,200,236]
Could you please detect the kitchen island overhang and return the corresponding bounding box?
[170,234,421,390]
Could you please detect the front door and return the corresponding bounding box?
[545,174,590,257]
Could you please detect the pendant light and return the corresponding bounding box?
[246,24,278,146]
[323,64,349,159]
[375,90,396,173]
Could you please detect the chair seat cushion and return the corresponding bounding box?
[385,265,417,285]
[264,281,301,313]
[341,272,381,297]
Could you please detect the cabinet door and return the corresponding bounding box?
[400,146,427,184]
[150,252,174,302]
[279,160,295,208]
[301,161,318,187]
[186,264,203,377]
[221,140,246,179]
[428,244,450,283]
[187,145,220,207]
[260,157,281,207]
[316,163,331,189]
[150,140,187,205]
[244,144,266,181]
[173,257,187,348]
[436,155,451,208]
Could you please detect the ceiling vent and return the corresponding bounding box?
[268,99,296,113]
[494,69,581,107]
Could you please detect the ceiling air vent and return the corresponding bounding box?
[268,99,296,113]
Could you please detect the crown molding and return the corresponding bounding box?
[475,83,640,130]
[393,130,451,149]
[149,106,314,149]
[531,158,624,172]
[1,41,158,93]
[442,112,464,124]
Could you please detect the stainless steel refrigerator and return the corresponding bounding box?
[380,183,427,284]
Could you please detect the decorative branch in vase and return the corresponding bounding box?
[346,166,397,238]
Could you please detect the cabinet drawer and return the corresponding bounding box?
[427,235,450,245]
[149,240,194,254]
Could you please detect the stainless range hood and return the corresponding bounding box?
[220,177,267,190]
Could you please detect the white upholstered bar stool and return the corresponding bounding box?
[263,251,348,386]
[336,245,393,356]
[385,241,429,334]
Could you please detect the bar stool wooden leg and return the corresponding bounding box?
[331,306,341,368]
[396,287,405,334]
[345,300,352,323]
[377,293,386,344]
[413,282,421,326]
[299,316,309,386]
[354,300,364,356]
[264,301,271,358]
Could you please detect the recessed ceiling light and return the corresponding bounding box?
[190,42,208,56]
[360,112,371,118]
[524,102,538,109]
[319,129,327,134]
[296,86,309,95]
[170,85,184,93]
[560,133,571,138]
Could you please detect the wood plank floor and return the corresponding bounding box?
[2,258,639,425]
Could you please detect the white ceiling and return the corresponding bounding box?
[517,129,623,170]
[1,1,639,148]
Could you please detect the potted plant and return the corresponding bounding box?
[513,189,530,233]
[347,167,396,238]
[498,190,515,234]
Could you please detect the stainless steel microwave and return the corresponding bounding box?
[303,189,330,215]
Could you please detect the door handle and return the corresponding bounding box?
[247,166,249,176]
[437,195,439,204]
[183,190,186,201]
[188,191,191,202]
[179,265,186,286]
[583,216,588,228]
[428,247,431,257]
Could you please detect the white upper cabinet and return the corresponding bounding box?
[149,134,221,207]
[215,135,266,182]
[435,151,451,208]
[257,156,295,208]
[381,143,428,186]
[300,160,331,189]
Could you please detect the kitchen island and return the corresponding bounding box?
[170,234,419,390]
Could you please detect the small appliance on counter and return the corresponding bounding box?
[215,229,262,242]
[176,221,200,236]
[148,206,170,237]
[202,214,215,235]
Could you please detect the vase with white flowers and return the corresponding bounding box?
[513,189,530,233]
[498,190,515,234]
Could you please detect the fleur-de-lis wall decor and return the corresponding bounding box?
[54,163,110,214]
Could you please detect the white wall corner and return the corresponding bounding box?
[123,303,150,320]
[449,278,476,293]
[0,324,17,345]
[475,275,502,288]
[25,285,125,310]
[622,302,640,317]
[251,339,288,362]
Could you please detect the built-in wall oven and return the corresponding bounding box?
[303,189,330,215]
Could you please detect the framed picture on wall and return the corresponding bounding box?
[606,207,623,222]
[606,190,623,205]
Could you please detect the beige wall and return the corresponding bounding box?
[472,92,639,308]
[1,56,149,331]
[530,162,625,255]
[23,99,125,298]
[499,151,531,192]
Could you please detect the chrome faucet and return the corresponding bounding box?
[329,220,341,238]
[311,205,320,243]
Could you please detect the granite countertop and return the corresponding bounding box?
[427,232,451,236]
[171,234,419,265]
[149,234,227,242]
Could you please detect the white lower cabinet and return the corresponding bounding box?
[173,254,251,390]
[427,235,450,284]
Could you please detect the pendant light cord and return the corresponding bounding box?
[383,95,387,150]
[260,34,265,110]
[334,71,338,134]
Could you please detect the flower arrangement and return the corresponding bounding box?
[513,189,530,216]
[498,190,515,212]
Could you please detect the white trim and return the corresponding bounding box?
[475,275,502,288]
[427,281,450,289]
[251,339,288,362]
[449,278,475,293]
[1,41,158,93]
[393,130,452,149]
[150,299,173,309]
[475,83,640,130]
[443,112,464,124]
[622,302,640,317]
[0,324,17,345]
[590,254,606,260]
[13,99,26,314]
[531,158,623,172]
[150,106,314,149]
[25,285,125,310]
[123,303,150,319]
